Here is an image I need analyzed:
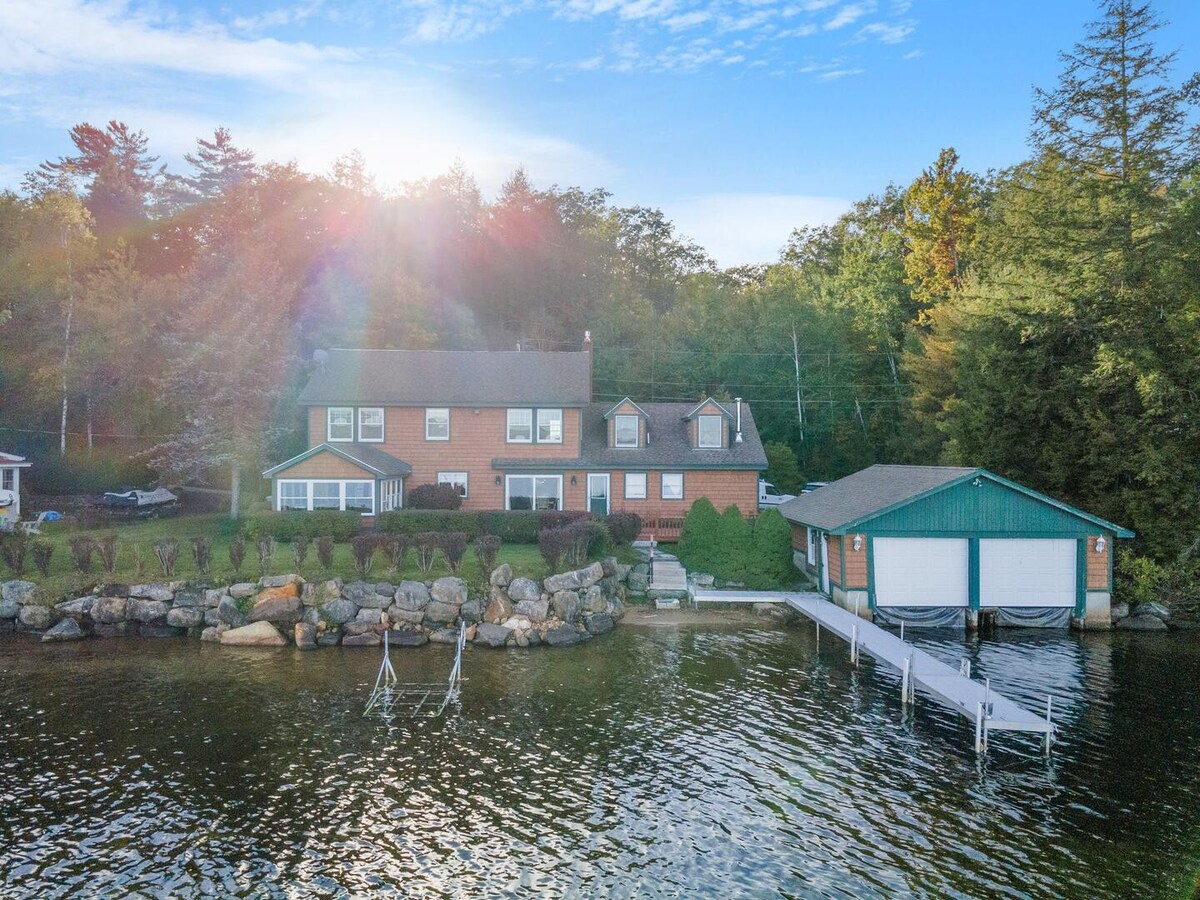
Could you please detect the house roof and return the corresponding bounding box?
[297,349,592,407]
[684,398,733,420]
[262,443,412,479]
[493,401,768,471]
[778,464,1135,537]
[603,397,649,419]
[0,452,30,467]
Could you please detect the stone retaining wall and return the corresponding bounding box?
[0,558,634,650]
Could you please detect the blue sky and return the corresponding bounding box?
[2,0,1198,265]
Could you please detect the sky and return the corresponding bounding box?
[1,0,1198,266]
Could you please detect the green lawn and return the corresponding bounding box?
[5,514,551,601]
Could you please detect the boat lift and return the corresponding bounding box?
[364,623,467,719]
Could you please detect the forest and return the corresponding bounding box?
[0,1,1197,597]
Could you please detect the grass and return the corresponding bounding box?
[3,514,552,602]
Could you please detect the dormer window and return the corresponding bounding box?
[697,415,723,448]
[614,415,639,448]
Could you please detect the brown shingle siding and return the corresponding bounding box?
[843,534,867,588]
[279,451,375,480]
[1087,535,1111,590]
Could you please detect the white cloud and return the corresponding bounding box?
[664,9,713,29]
[665,193,850,266]
[855,20,914,43]
[818,66,863,78]
[824,1,875,30]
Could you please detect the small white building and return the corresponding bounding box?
[0,452,31,528]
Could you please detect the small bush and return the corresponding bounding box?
[415,532,440,575]
[604,512,642,544]
[747,509,797,589]
[538,525,571,572]
[69,536,96,574]
[376,509,486,539]
[540,510,591,531]
[1116,551,1166,609]
[381,534,409,573]
[677,498,721,572]
[255,536,275,577]
[96,535,118,575]
[350,534,377,577]
[228,534,246,576]
[293,534,310,573]
[1,534,28,577]
[482,511,542,543]
[30,541,54,577]
[474,534,501,575]
[440,532,468,574]
[242,511,361,543]
[132,542,146,579]
[406,482,464,510]
[154,538,179,577]
[715,506,753,584]
[315,535,335,572]
[191,536,212,577]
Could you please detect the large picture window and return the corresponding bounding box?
[624,472,647,500]
[505,475,563,511]
[661,473,684,500]
[507,408,533,443]
[277,480,376,514]
[697,415,723,448]
[358,407,384,442]
[425,408,450,441]
[437,471,469,498]
[279,481,308,510]
[613,415,639,448]
[327,407,354,442]
[537,408,563,443]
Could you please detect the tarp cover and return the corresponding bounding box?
[872,605,966,629]
[993,606,1072,628]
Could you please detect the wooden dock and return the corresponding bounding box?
[692,589,1057,753]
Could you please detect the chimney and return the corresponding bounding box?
[583,330,594,402]
[582,330,593,352]
[734,397,744,443]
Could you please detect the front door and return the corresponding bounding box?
[587,473,610,516]
[820,534,830,594]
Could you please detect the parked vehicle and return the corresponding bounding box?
[802,482,829,494]
[758,480,797,509]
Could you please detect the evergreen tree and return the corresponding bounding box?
[715,505,753,584]
[677,497,720,572]
[748,509,797,589]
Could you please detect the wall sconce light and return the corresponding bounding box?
[852,535,863,552]
[1095,536,1106,553]
[570,475,577,485]
[494,475,502,486]
[972,477,983,487]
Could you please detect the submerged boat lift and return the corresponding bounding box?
[694,589,1057,754]
[364,623,467,719]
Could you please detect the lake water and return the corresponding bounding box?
[1,620,1198,898]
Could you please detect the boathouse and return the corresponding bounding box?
[779,465,1134,629]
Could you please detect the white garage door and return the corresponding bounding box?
[873,538,969,607]
[980,539,1077,608]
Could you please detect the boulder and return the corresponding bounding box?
[508,577,541,603]
[55,596,94,619]
[92,622,127,638]
[342,632,381,647]
[126,598,169,623]
[515,599,549,622]
[128,583,174,602]
[489,563,513,587]
[607,596,626,621]
[200,626,221,643]
[550,591,581,623]
[424,601,461,624]
[393,581,431,610]
[172,590,204,608]
[1116,614,1169,632]
[473,623,512,648]
[0,595,19,619]
[389,631,428,648]
[691,573,716,588]
[484,592,513,625]
[585,612,615,635]
[599,576,619,597]
[580,586,606,613]
[320,597,358,625]
[1110,603,1130,622]
[217,596,248,627]
[91,596,128,624]
[344,581,388,608]
[261,574,302,588]
[524,629,542,647]
[577,561,605,589]
[204,607,221,626]
[342,621,378,637]
[501,616,533,631]
[543,624,585,647]
[41,618,84,642]
[1,580,37,609]
[229,582,257,599]
[294,622,317,650]
[355,607,383,624]
[203,589,225,608]
[1136,601,1171,622]
[136,623,182,638]
[248,585,302,624]
[428,627,460,644]
[219,621,287,646]
[387,605,426,627]
[627,572,649,594]
[601,557,619,578]
[460,598,484,623]
[544,569,582,593]
[166,606,205,629]
[430,577,468,608]
[96,583,130,598]
[317,631,341,647]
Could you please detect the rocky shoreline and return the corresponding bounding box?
[0,557,633,650]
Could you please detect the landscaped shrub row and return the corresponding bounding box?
[375,509,641,546]
[676,500,797,590]
[538,519,611,572]
[241,510,362,542]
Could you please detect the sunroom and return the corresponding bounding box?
[262,443,411,516]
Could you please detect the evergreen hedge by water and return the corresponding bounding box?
[677,502,797,589]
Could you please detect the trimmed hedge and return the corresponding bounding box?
[242,511,363,543]
[375,509,636,546]
[677,500,796,589]
[406,482,464,510]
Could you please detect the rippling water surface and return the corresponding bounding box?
[2,620,1199,898]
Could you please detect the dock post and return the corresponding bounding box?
[850,623,858,665]
[815,622,820,651]
[975,702,985,754]
[984,678,990,718]
[899,620,905,643]
[901,656,910,705]
[908,656,916,704]
[1044,695,1054,756]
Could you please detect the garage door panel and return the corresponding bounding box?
[980,539,1076,608]
[874,538,969,608]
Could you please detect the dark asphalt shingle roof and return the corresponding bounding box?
[493,401,768,471]
[298,349,592,406]
[778,465,975,531]
[263,443,412,478]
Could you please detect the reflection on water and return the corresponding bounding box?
[1,623,1198,898]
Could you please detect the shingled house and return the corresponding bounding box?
[263,336,767,538]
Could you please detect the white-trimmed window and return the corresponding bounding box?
[1,469,13,492]
[661,473,684,500]
[505,475,563,511]
[437,471,469,498]
[614,415,639,448]
[537,408,563,443]
[697,415,723,448]
[425,408,449,441]
[381,479,403,512]
[278,479,376,514]
[507,408,533,443]
[624,472,647,500]
[327,407,354,442]
[358,407,384,442]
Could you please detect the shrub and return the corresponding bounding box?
[376,509,485,539]
[255,536,275,577]
[482,511,541,543]
[540,510,591,531]
[538,525,569,572]
[132,542,146,579]
[440,532,468,574]
[747,509,796,589]
[96,535,119,575]
[714,506,753,584]
[292,534,310,573]
[191,536,212,577]
[315,536,335,572]
[415,533,440,575]
[242,511,361,543]
[474,534,501,575]
[381,534,409,573]
[677,498,721,572]
[154,538,179,577]
[407,482,464,510]
[1,535,28,576]
[1116,551,1166,609]
[69,536,96,573]
[30,541,54,577]
[604,512,642,544]
[350,534,377,577]
[228,534,246,577]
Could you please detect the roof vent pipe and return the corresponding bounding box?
[734,397,744,443]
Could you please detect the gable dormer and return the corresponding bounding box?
[604,397,649,448]
[685,398,734,449]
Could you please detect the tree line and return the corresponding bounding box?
[1,1,1197,587]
